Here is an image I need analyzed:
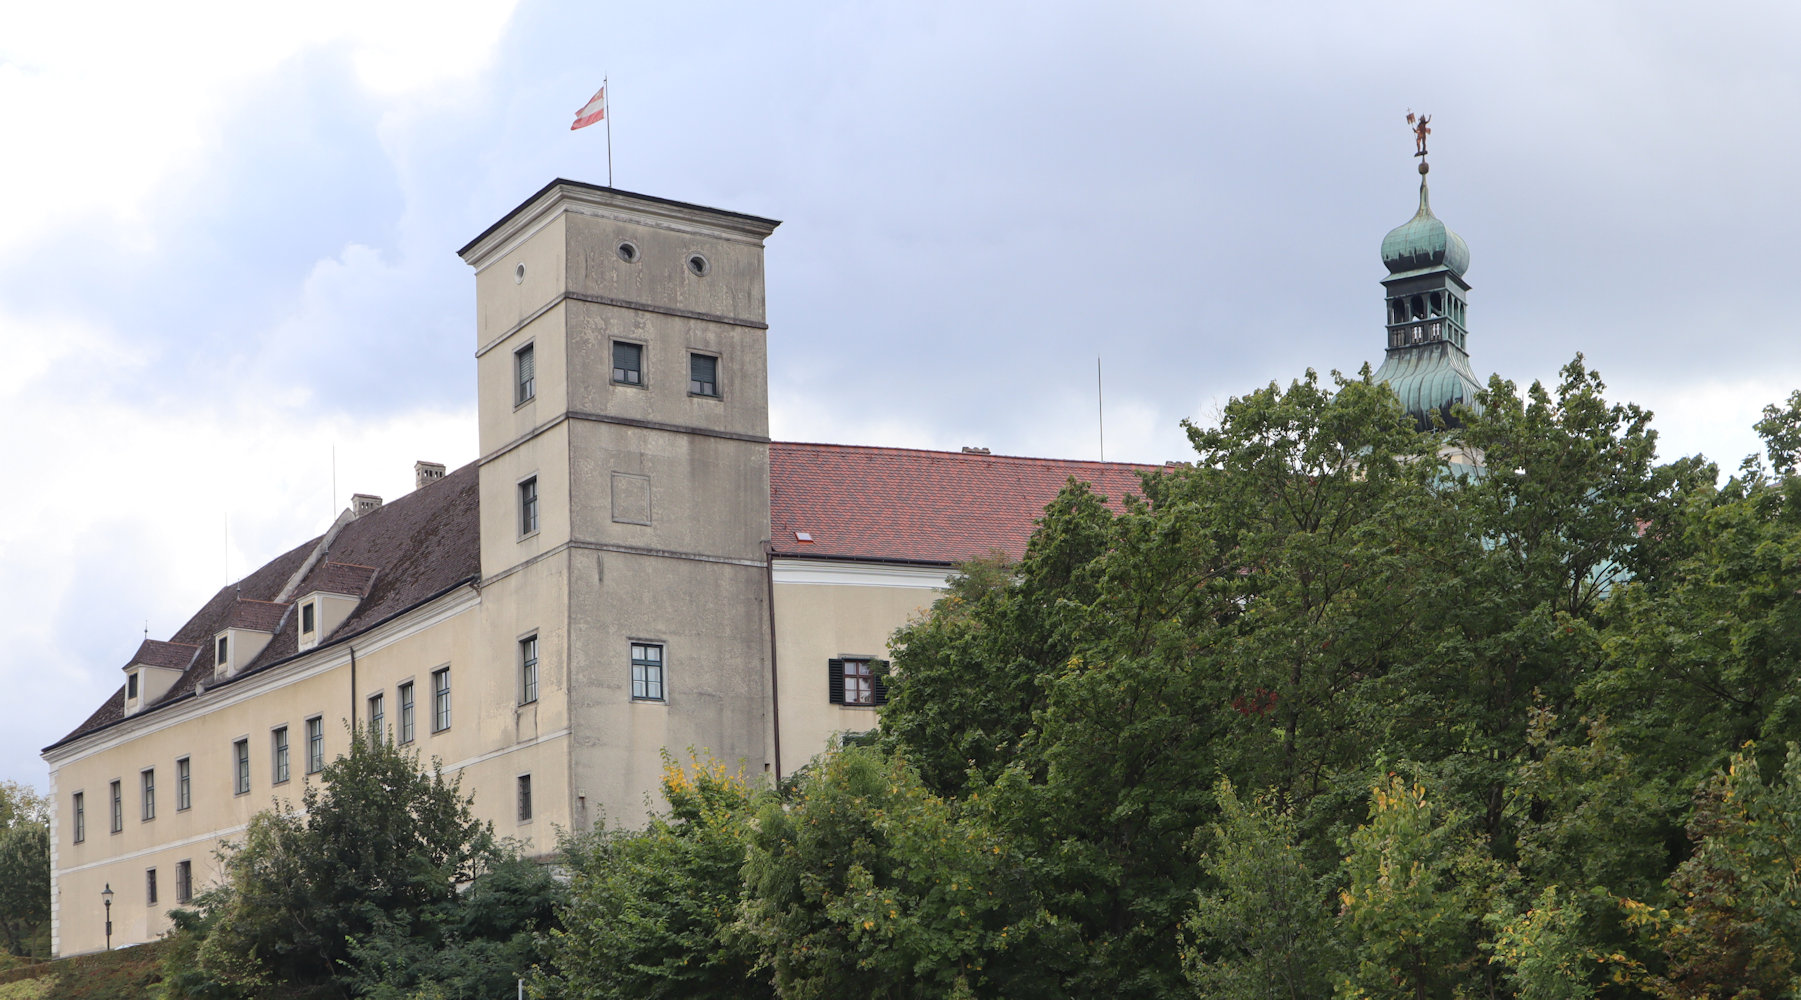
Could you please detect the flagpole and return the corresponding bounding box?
[605,76,613,187]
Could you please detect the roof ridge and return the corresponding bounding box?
[772,440,1160,468]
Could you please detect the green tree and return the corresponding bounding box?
[1629,744,1801,999]
[739,745,1059,1000]
[163,729,501,997]
[1336,775,1498,1000]
[1182,778,1343,999]
[0,781,51,957]
[536,753,769,1000]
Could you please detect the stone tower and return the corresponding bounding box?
[1374,161,1483,428]
[457,181,781,830]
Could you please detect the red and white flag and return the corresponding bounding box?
[571,86,606,131]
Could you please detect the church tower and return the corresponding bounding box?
[1374,129,1483,429]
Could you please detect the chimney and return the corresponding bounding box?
[414,461,446,490]
[352,494,383,517]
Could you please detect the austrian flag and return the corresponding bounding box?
[571,86,606,130]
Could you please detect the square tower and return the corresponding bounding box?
[459,181,781,828]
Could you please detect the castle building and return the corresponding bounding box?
[41,159,1479,956]
[39,180,1148,956]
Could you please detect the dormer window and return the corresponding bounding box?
[301,602,316,635]
[216,635,228,664]
[127,672,138,700]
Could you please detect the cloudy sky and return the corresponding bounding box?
[3,1,1799,788]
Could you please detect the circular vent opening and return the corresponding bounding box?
[686,254,709,276]
[513,262,526,284]
[617,242,639,263]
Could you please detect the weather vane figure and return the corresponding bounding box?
[1407,111,1431,158]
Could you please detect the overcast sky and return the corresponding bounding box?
[4,1,1799,789]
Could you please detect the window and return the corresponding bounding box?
[612,341,643,385]
[399,682,416,743]
[127,672,138,699]
[72,792,84,844]
[234,740,250,795]
[368,693,385,739]
[828,658,888,707]
[175,860,192,904]
[272,727,290,784]
[141,769,155,821]
[517,774,533,822]
[110,780,122,833]
[515,342,536,404]
[301,602,316,635]
[176,757,191,811]
[432,668,451,732]
[305,717,324,773]
[688,353,718,397]
[630,643,664,701]
[146,868,158,906]
[216,635,229,667]
[519,635,539,705]
[518,477,539,536]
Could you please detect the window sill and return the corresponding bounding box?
[517,530,540,543]
[630,697,667,705]
[687,391,721,401]
[612,379,646,389]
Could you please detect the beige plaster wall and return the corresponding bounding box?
[771,566,948,775]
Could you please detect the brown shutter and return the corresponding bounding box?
[872,659,890,706]
[828,658,844,704]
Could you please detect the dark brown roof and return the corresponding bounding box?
[126,640,199,672]
[224,599,290,632]
[302,562,377,598]
[769,442,1154,565]
[48,463,480,751]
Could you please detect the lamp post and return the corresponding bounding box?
[101,883,113,951]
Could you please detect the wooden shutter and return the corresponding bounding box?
[827,658,844,704]
[872,659,890,706]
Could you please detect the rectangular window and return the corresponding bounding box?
[146,868,157,906]
[612,341,643,385]
[518,477,539,536]
[630,643,664,701]
[272,727,290,784]
[829,658,888,707]
[110,780,122,833]
[432,668,451,732]
[216,635,229,667]
[306,717,324,773]
[399,682,416,743]
[301,602,316,634]
[127,672,138,699]
[519,635,539,705]
[175,860,192,904]
[73,792,84,844]
[368,693,385,739]
[234,739,250,795]
[515,343,536,404]
[141,769,155,821]
[177,757,191,811]
[688,352,718,397]
[517,774,532,822]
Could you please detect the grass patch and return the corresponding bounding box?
[0,942,167,1000]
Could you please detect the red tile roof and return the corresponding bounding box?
[127,640,199,672]
[769,442,1155,565]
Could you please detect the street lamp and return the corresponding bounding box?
[101,883,113,951]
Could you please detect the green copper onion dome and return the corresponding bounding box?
[1380,176,1470,277]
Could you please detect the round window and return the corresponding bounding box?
[513,262,526,284]
[617,242,639,263]
[686,254,709,276]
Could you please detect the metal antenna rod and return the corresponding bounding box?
[1097,357,1105,462]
